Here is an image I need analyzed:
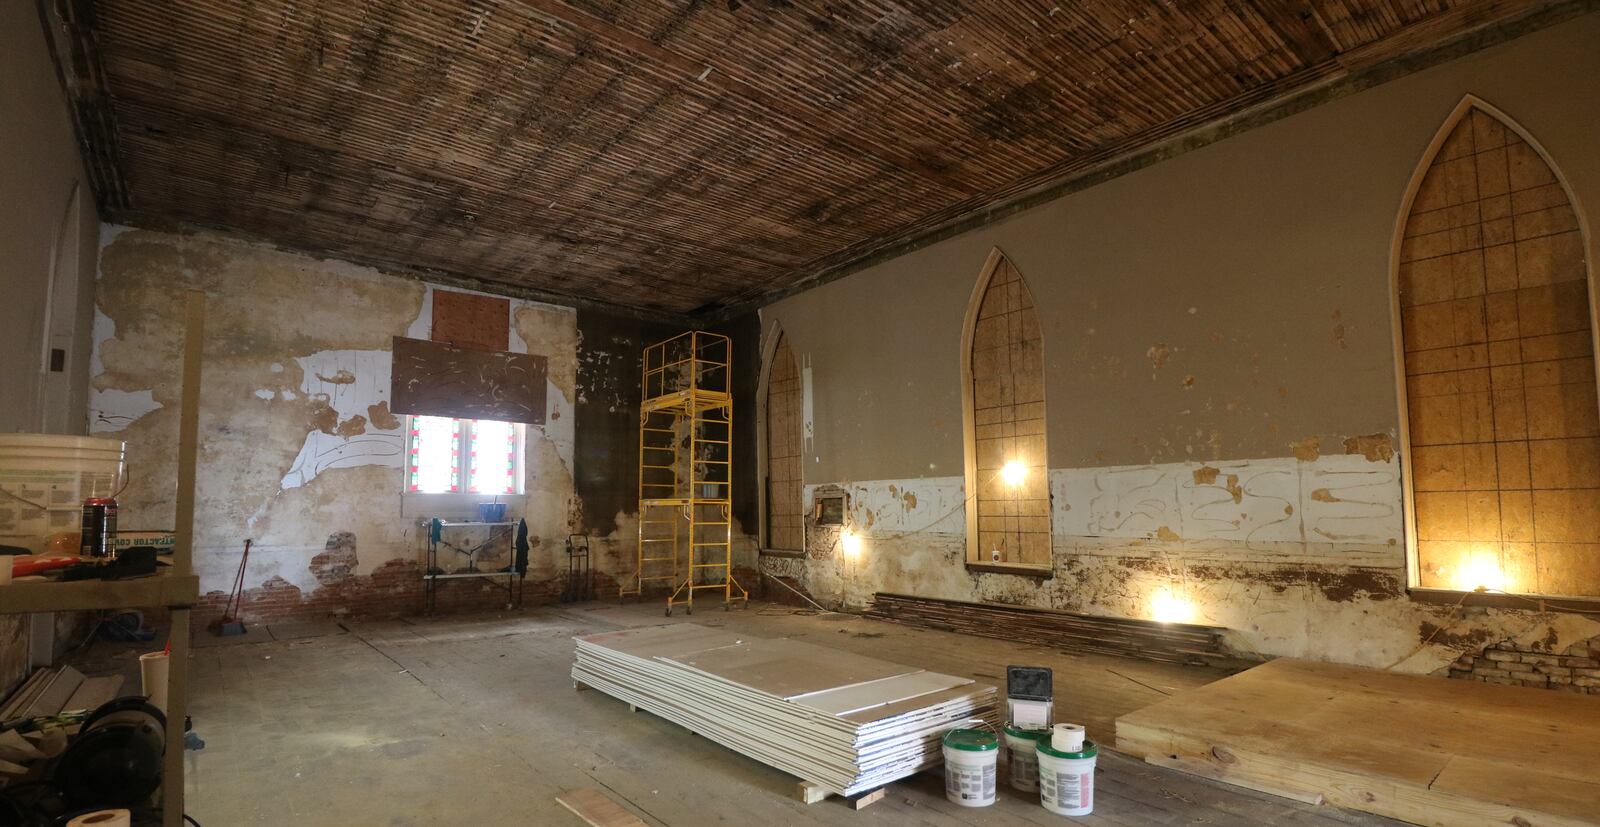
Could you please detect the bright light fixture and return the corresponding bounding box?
[841,529,863,558]
[1454,552,1506,593]
[1000,459,1027,487]
[1149,586,1196,624]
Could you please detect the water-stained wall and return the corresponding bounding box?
[758,15,1600,673]
[92,226,620,618]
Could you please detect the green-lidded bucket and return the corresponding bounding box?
[1003,725,1048,792]
[1036,723,1097,816]
[942,728,998,807]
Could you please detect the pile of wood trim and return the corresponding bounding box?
[865,593,1227,666]
[0,666,124,723]
[572,624,999,797]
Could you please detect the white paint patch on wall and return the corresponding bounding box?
[806,476,965,535]
[1052,455,1402,548]
[280,349,402,489]
[88,388,161,433]
[813,455,1401,549]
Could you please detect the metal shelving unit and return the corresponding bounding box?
[422,518,522,612]
[620,331,747,615]
[0,290,204,827]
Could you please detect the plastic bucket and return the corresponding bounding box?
[1037,724,1096,817]
[942,728,998,807]
[0,435,125,552]
[1004,725,1046,792]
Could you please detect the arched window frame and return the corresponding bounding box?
[960,248,1053,571]
[1390,95,1599,599]
[757,322,805,554]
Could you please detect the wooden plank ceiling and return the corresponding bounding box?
[50,0,1566,316]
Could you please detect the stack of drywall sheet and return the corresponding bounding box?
[572,624,999,796]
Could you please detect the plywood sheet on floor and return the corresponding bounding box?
[1116,658,1600,827]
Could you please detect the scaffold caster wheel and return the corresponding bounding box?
[723,602,730,611]
[664,607,672,617]
[686,605,694,615]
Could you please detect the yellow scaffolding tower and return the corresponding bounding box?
[620,330,748,615]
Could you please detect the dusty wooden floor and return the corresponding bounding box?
[160,601,1407,826]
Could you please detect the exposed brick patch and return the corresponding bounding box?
[194,560,628,627]
[188,562,760,627]
[309,532,359,586]
[1448,635,1600,693]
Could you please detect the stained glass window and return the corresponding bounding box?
[406,416,523,494]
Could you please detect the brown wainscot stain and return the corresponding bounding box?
[367,400,402,431]
[1146,343,1172,369]
[1223,474,1243,505]
[1310,488,1340,503]
[1155,526,1181,541]
[1419,621,1496,649]
[1192,465,1220,486]
[336,414,368,438]
[316,369,357,384]
[307,400,339,434]
[1290,436,1321,461]
[1170,563,1401,602]
[1342,432,1394,462]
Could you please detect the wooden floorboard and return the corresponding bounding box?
[1117,657,1600,827]
[106,599,1414,826]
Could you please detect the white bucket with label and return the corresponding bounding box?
[0,435,124,552]
[1037,723,1096,817]
[942,728,998,807]
[1004,725,1046,792]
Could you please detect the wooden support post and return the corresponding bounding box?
[162,290,203,827]
[161,608,190,827]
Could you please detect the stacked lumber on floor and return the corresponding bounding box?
[865,592,1227,666]
[572,624,999,797]
[1117,658,1600,827]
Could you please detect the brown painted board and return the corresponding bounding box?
[1115,658,1600,827]
[391,336,547,425]
[430,291,509,353]
[554,788,647,827]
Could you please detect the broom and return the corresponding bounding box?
[208,539,251,636]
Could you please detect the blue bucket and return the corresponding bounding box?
[478,502,508,523]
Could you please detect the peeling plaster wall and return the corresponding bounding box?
[90,226,594,618]
[759,16,1600,673]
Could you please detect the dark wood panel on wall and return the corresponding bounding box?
[391,337,547,425]
[431,290,510,352]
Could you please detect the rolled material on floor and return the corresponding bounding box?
[138,652,168,713]
[67,810,131,827]
[572,624,1000,796]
